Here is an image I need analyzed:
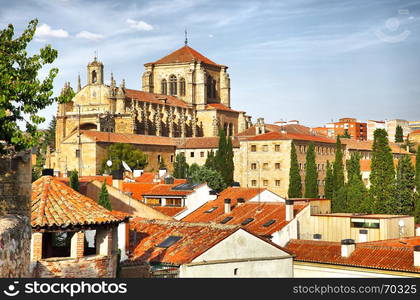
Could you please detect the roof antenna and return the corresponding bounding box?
[184,28,188,46]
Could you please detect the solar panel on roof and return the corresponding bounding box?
[263,219,276,227]
[172,183,198,190]
[156,236,182,248]
[220,216,233,224]
[241,218,254,225]
[205,207,218,213]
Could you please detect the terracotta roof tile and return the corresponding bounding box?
[205,103,238,112]
[341,138,408,154]
[176,136,239,149]
[286,238,420,274]
[32,176,122,229]
[142,183,197,197]
[127,218,239,265]
[152,206,186,217]
[146,45,222,67]
[125,89,189,108]
[122,182,157,201]
[79,130,176,146]
[182,187,307,236]
[246,131,335,144]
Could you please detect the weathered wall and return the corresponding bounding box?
[33,254,118,278]
[0,215,31,277]
[0,152,32,278]
[85,180,172,220]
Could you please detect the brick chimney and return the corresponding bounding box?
[224,198,231,214]
[358,229,368,243]
[414,246,420,267]
[285,199,294,221]
[341,239,355,258]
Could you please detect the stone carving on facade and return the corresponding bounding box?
[99,112,115,132]
[212,116,220,136]
[155,105,162,136]
[143,102,149,135]
[180,108,186,138]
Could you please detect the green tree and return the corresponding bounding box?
[204,149,216,170]
[98,180,111,210]
[288,143,302,198]
[188,163,200,177]
[368,129,395,214]
[324,161,334,199]
[69,169,79,192]
[346,152,362,181]
[331,137,345,212]
[214,129,234,187]
[173,153,189,179]
[345,153,367,213]
[416,145,420,192]
[395,155,416,215]
[304,143,318,198]
[0,19,65,153]
[339,129,351,139]
[100,143,148,174]
[190,166,226,191]
[395,125,404,143]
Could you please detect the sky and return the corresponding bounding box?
[1,0,420,128]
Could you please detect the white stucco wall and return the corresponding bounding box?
[294,263,411,278]
[248,190,285,203]
[117,223,127,261]
[179,229,293,278]
[271,205,312,247]
[174,184,213,220]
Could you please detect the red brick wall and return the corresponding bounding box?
[33,254,118,278]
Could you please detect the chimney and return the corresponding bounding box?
[159,168,167,178]
[414,246,420,267]
[285,199,294,221]
[358,229,368,243]
[224,198,231,214]
[341,239,355,258]
[237,198,245,206]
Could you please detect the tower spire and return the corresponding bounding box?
[184,28,188,46]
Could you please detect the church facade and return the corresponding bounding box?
[52,44,252,176]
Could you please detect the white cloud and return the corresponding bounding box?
[126,19,154,31]
[35,24,69,38]
[76,31,104,41]
[209,34,214,38]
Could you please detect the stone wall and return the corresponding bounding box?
[0,151,32,277]
[33,254,118,278]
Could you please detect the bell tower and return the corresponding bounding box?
[87,56,104,85]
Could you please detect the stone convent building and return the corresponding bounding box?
[52,44,252,175]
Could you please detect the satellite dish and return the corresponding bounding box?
[106,160,112,167]
[399,220,405,227]
[122,160,132,172]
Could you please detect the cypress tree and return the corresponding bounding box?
[346,153,367,213]
[288,143,302,198]
[368,129,395,214]
[98,180,111,210]
[416,145,420,192]
[324,161,334,199]
[215,128,227,174]
[395,125,404,143]
[69,169,79,192]
[173,153,189,179]
[304,143,318,198]
[395,155,416,215]
[331,137,345,212]
[205,149,216,170]
[225,137,235,186]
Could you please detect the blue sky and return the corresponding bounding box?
[1,0,419,128]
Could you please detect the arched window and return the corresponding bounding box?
[180,78,186,96]
[161,79,167,95]
[169,75,177,95]
[92,70,97,83]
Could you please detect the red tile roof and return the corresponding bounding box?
[205,103,238,112]
[125,89,189,108]
[109,210,132,220]
[142,183,197,197]
[134,172,187,185]
[55,176,112,185]
[146,45,223,67]
[152,206,186,217]
[410,129,420,135]
[32,176,122,229]
[176,136,240,149]
[341,138,409,154]
[246,131,335,144]
[127,218,239,265]
[286,238,420,274]
[79,130,176,146]
[182,187,307,236]
[122,182,157,201]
